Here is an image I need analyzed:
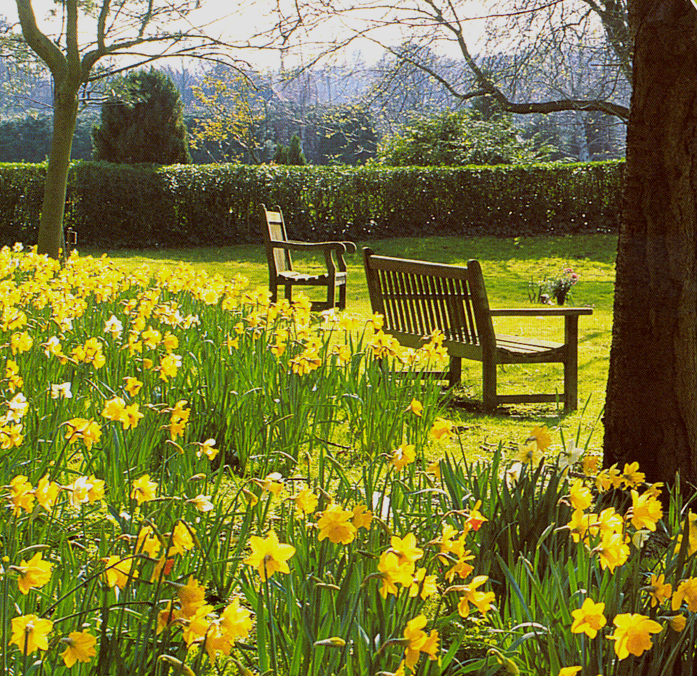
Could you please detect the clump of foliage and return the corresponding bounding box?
[92,68,191,165]
[307,104,378,165]
[274,133,307,165]
[376,108,547,166]
[191,72,269,164]
[0,113,96,162]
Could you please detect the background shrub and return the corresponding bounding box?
[0,160,623,248]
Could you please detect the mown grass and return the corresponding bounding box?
[84,233,617,461]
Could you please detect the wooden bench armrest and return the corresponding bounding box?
[272,240,356,254]
[489,307,593,317]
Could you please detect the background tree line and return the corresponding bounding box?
[0,41,627,168]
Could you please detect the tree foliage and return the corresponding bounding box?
[307,104,377,165]
[377,108,546,166]
[0,112,95,161]
[274,134,307,165]
[93,68,191,165]
[191,72,269,164]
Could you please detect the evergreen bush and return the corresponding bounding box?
[0,160,623,248]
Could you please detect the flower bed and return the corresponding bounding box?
[1,246,695,675]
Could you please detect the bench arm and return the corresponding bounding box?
[271,240,356,254]
[269,239,355,273]
[489,307,593,317]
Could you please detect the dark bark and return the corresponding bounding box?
[604,0,697,490]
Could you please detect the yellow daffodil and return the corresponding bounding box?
[431,417,454,440]
[514,440,543,467]
[406,399,423,417]
[131,475,158,505]
[608,613,662,659]
[390,533,424,565]
[672,577,697,612]
[136,525,162,558]
[159,353,182,382]
[594,531,630,573]
[8,474,34,515]
[558,669,582,676]
[177,575,207,618]
[124,376,143,396]
[188,493,214,513]
[15,551,53,595]
[168,521,195,556]
[243,530,295,581]
[570,598,606,638]
[122,402,144,430]
[317,503,357,545]
[426,458,442,480]
[351,503,373,530]
[219,598,253,642]
[60,630,97,668]
[377,550,415,598]
[35,475,60,510]
[629,489,663,531]
[64,417,102,450]
[391,443,416,471]
[621,462,645,488]
[581,454,599,475]
[647,573,672,607]
[9,613,54,654]
[102,555,138,590]
[102,396,127,422]
[409,567,438,600]
[526,425,551,450]
[293,487,318,517]
[670,614,687,633]
[456,575,495,618]
[466,500,488,532]
[196,438,218,461]
[403,615,439,671]
[568,478,593,511]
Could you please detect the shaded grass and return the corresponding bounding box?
[82,233,617,461]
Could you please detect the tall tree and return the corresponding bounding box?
[93,68,191,165]
[285,0,631,120]
[12,0,270,258]
[604,1,697,489]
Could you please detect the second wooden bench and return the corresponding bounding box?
[363,247,593,412]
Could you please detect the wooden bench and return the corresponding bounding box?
[262,205,356,311]
[363,248,593,412]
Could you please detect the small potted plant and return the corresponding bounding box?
[528,267,579,305]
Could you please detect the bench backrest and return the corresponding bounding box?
[262,205,293,276]
[363,247,496,357]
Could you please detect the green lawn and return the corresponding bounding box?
[84,233,617,459]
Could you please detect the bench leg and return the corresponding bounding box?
[284,284,293,303]
[482,358,497,413]
[448,357,462,388]
[338,282,347,310]
[326,280,337,309]
[564,316,580,412]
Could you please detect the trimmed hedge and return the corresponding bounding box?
[0,160,623,248]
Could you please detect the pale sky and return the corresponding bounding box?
[5,0,486,70]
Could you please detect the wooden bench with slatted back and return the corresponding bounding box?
[362,247,592,412]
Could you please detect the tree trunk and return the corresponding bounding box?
[604,1,697,489]
[37,82,78,258]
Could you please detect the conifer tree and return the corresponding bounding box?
[93,68,191,165]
